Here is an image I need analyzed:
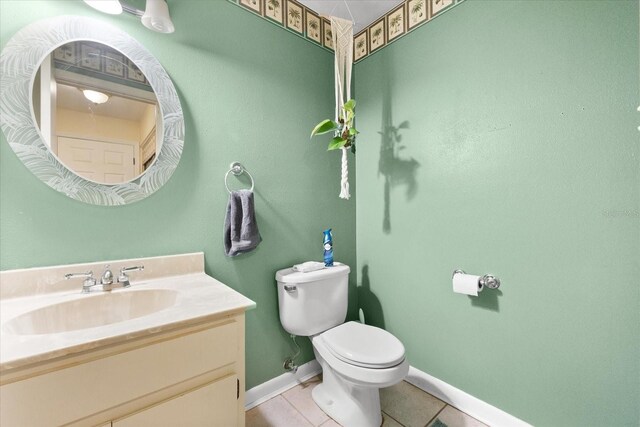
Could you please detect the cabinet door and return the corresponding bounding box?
[113,375,238,427]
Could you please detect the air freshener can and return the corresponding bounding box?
[323,229,334,267]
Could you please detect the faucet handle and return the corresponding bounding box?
[64,271,97,293]
[64,271,93,280]
[120,265,144,274]
[118,265,144,286]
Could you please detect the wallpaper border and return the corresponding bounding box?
[227,0,466,62]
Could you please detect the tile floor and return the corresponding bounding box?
[246,376,488,427]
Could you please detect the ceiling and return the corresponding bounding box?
[297,0,404,34]
[57,84,152,122]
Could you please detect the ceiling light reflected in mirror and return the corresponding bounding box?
[82,89,110,104]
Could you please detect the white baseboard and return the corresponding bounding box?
[245,360,322,410]
[245,361,530,427]
[405,366,532,427]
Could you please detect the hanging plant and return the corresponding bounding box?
[310,99,359,154]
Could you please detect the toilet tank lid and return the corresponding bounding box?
[275,263,350,284]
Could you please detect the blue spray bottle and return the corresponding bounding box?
[323,229,334,267]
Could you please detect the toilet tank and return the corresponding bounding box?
[276,263,350,336]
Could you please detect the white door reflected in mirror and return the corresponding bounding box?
[58,137,136,184]
[32,40,160,185]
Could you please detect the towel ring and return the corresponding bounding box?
[225,162,255,193]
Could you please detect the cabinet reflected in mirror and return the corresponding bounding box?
[32,41,160,185]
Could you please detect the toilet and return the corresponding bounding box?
[276,263,409,427]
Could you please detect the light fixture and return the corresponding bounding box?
[83,0,123,15]
[82,89,110,104]
[83,0,175,34]
[142,0,175,33]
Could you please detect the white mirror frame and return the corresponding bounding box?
[0,16,184,206]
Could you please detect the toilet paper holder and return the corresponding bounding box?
[453,269,501,290]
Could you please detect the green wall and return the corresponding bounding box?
[354,1,639,425]
[0,0,357,389]
[2,1,639,424]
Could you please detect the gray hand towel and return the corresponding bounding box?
[224,190,262,257]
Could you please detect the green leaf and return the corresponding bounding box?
[311,119,338,138]
[346,110,354,123]
[349,127,359,136]
[343,99,356,112]
[328,137,347,150]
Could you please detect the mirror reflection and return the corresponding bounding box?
[32,41,160,185]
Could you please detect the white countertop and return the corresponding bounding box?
[0,254,256,373]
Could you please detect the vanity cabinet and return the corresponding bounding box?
[113,375,238,426]
[0,314,247,426]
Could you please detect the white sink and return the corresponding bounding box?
[3,289,178,335]
[0,253,257,372]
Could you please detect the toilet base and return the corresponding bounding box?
[312,358,382,427]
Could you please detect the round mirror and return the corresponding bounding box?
[1,16,184,205]
[33,40,161,185]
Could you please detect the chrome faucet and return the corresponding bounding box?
[101,265,114,286]
[65,264,144,293]
[99,265,118,291]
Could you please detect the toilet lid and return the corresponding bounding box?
[321,322,405,369]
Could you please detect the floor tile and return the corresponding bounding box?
[380,381,446,427]
[319,419,341,427]
[382,412,404,426]
[427,405,488,427]
[282,376,329,426]
[246,395,314,427]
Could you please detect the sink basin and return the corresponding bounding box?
[3,289,178,335]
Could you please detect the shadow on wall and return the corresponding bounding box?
[358,265,385,329]
[378,81,420,234]
[469,288,502,312]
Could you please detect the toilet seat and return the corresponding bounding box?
[312,331,409,389]
[320,322,405,369]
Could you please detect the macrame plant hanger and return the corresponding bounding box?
[330,4,354,200]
